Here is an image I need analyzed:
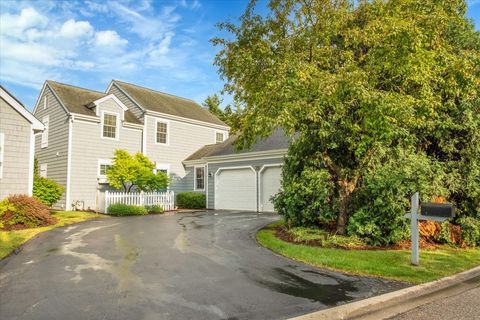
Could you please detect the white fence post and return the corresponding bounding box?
[104,190,175,214]
[105,190,109,213]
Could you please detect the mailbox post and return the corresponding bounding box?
[404,192,455,266]
[409,192,420,265]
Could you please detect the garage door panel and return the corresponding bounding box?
[260,166,282,212]
[216,168,256,211]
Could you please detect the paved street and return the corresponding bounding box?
[389,279,480,320]
[0,211,406,320]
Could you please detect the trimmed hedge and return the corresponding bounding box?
[0,194,57,230]
[176,192,206,209]
[145,205,164,214]
[107,204,147,216]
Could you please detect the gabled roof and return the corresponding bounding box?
[111,80,228,127]
[184,129,290,162]
[47,81,141,124]
[0,85,44,131]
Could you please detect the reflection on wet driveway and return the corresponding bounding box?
[0,211,408,320]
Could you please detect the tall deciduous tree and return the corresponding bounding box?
[107,150,169,192]
[202,93,241,127]
[213,0,480,234]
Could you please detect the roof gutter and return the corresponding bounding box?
[183,148,287,166]
[145,110,230,131]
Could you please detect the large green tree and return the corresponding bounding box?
[107,150,169,193]
[213,0,480,234]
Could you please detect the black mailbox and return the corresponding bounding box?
[421,203,455,219]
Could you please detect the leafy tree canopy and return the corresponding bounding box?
[202,93,243,127]
[213,0,480,235]
[107,150,169,193]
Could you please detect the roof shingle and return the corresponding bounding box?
[184,129,290,161]
[47,81,141,124]
[112,80,227,127]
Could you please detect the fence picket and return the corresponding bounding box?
[104,190,175,213]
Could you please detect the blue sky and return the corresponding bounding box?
[1,0,479,110]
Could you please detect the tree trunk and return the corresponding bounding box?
[336,179,356,235]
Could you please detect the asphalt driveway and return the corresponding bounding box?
[0,211,407,320]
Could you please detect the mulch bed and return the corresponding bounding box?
[274,226,438,250]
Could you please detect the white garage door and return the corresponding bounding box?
[260,166,282,212]
[215,168,257,211]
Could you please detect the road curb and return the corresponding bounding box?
[289,265,480,320]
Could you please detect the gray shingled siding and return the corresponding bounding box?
[174,166,206,194]
[186,157,285,209]
[34,86,70,209]
[70,100,143,211]
[0,98,32,199]
[107,84,144,121]
[144,115,228,194]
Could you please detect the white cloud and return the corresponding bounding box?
[109,1,180,40]
[148,32,174,57]
[94,30,128,48]
[179,0,201,9]
[59,19,93,39]
[0,38,63,66]
[0,7,48,39]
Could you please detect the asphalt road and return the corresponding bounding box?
[389,280,480,320]
[0,211,406,320]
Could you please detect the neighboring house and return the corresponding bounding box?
[0,86,44,199]
[33,80,229,211]
[183,130,289,212]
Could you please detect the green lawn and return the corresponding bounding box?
[0,211,101,259]
[257,221,480,284]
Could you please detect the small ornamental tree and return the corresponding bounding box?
[107,150,169,192]
[32,158,65,207]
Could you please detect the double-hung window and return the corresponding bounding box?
[156,121,168,144]
[194,166,205,190]
[102,112,118,139]
[216,132,224,144]
[98,160,112,179]
[41,116,49,148]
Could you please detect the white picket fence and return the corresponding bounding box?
[104,190,175,213]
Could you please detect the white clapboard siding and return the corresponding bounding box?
[105,191,175,213]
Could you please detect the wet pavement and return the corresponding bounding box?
[0,211,408,320]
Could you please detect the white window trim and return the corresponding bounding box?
[97,159,112,183]
[0,133,4,179]
[100,111,120,141]
[194,165,206,191]
[214,130,225,144]
[155,119,170,146]
[41,115,49,148]
[39,163,48,178]
[155,163,170,175]
[43,96,48,110]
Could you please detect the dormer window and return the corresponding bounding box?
[102,112,119,139]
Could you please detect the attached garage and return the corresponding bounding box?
[215,167,257,211]
[213,164,282,212]
[183,129,290,212]
[259,165,282,212]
